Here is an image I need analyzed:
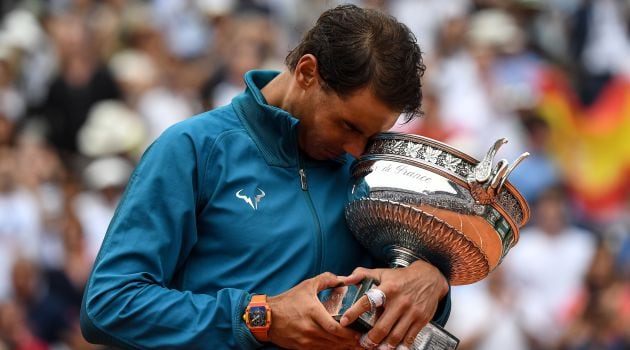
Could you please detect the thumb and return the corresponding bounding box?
[313,272,346,292]
[341,267,382,286]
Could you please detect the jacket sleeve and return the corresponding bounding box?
[432,286,451,327]
[80,125,262,349]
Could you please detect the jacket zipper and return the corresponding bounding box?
[298,153,323,275]
[299,168,308,191]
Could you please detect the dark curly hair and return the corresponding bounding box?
[285,4,425,120]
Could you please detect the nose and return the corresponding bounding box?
[344,138,368,158]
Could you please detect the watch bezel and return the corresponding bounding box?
[247,305,269,328]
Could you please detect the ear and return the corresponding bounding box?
[294,54,320,90]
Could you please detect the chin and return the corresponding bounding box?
[310,153,331,161]
[313,153,330,161]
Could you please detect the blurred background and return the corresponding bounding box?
[0,0,628,349]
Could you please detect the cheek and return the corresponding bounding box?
[321,128,348,148]
[309,116,337,144]
[310,132,335,150]
[301,126,328,151]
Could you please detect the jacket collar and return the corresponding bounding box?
[232,70,348,167]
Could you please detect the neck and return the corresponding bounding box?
[260,71,295,114]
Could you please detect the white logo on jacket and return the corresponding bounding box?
[235,188,265,210]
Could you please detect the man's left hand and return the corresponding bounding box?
[339,260,449,349]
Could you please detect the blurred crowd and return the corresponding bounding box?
[0,0,629,349]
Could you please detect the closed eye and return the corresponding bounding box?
[342,120,363,135]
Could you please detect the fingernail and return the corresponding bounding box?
[340,316,349,326]
[377,344,394,350]
[396,345,410,350]
[359,334,378,349]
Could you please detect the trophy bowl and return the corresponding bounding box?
[345,132,530,285]
[321,132,530,348]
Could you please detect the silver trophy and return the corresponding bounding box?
[322,132,530,349]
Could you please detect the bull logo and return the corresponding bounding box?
[235,188,266,210]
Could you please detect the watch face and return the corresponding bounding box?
[248,306,267,327]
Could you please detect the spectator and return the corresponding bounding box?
[39,11,121,157]
[0,0,628,348]
[0,300,48,350]
[509,113,562,204]
[73,156,133,258]
[503,185,597,349]
[0,147,42,301]
[446,266,529,350]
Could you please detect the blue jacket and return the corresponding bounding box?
[80,70,450,349]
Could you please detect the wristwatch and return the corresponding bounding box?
[243,295,271,342]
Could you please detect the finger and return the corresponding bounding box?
[400,320,427,348]
[339,293,372,327]
[313,303,360,341]
[299,336,360,350]
[342,267,384,285]
[313,272,346,292]
[377,311,416,348]
[310,330,359,348]
[376,344,397,350]
[363,302,405,345]
[359,333,379,349]
[313,327,361,348]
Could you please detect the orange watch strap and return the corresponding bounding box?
[251,329,269,342]
[251,295,267,304]
[247,295,271,342]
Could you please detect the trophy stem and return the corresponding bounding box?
[320,246,460,349]
[385,245,423,269]
[381,245,460,349]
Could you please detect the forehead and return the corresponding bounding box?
[335,88,400,135]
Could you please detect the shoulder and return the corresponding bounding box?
[132,104,248,171]
[147,103,258,160]
[160,105,243,142]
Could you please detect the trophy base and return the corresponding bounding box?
[320,279,459,350]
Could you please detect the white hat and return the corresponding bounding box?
[0,31,14,61]
[78,100,146,157]
[83,156,133,190]
[109,49,157,87]
[468,9,524,53]
[2,9,44,53]
[196,0,235,16]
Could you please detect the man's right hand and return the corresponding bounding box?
[267,272,363,350]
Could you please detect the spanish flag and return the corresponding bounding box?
[537,69,630,221]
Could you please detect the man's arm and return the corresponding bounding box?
[80,125,261,349]
[79,123,363,349]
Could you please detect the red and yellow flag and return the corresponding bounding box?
[537,69,630,220]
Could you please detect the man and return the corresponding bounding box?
[80,5,450,349]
